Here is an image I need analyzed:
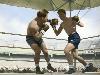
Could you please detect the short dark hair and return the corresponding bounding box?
[42,9,49,14]
[37,9,48,17]
[57,9,66,14]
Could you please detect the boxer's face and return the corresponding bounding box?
[58,12,65,20]
[42,15,48,23]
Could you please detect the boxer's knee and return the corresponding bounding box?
[64,49,70,54]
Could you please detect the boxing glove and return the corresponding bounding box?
[72,16,79,22]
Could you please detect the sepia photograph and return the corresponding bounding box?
[0,0,100,75]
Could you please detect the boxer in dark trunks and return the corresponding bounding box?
[26,9,56,74]
[52,9,97,74]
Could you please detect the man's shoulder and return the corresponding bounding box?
[68,17,72,20]
[30,20,37,25]
[28,21,38,29]
[31,19,37,24]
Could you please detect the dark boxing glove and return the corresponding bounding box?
[48,18,58,27]
[72,16,79,22]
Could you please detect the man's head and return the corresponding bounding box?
[37,9,48,17]
[57,9,66,14]
[57,9,66,20]
[42,9,49,14]
[37,9,49,23]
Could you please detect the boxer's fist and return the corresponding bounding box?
[72,16,79,22]
[40,30,45,35]
[48,18,58,26]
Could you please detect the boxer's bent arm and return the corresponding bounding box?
[30,27,42,41]
[53,24,63,36]
[77,21,84,27]
[43,24,49,32]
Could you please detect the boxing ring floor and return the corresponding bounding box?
[0,72,100,75]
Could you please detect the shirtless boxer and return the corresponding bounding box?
[52,9,97,74]
[26,9,56,74]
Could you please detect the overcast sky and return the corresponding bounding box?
[0,4,100,39]
[0,3,100,53]
[0,4,100,38]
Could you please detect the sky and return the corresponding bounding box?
[0,3,100,52]
[0,3,100,39]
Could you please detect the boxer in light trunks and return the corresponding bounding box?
[26,9,56,74]
[52,9,97,74]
